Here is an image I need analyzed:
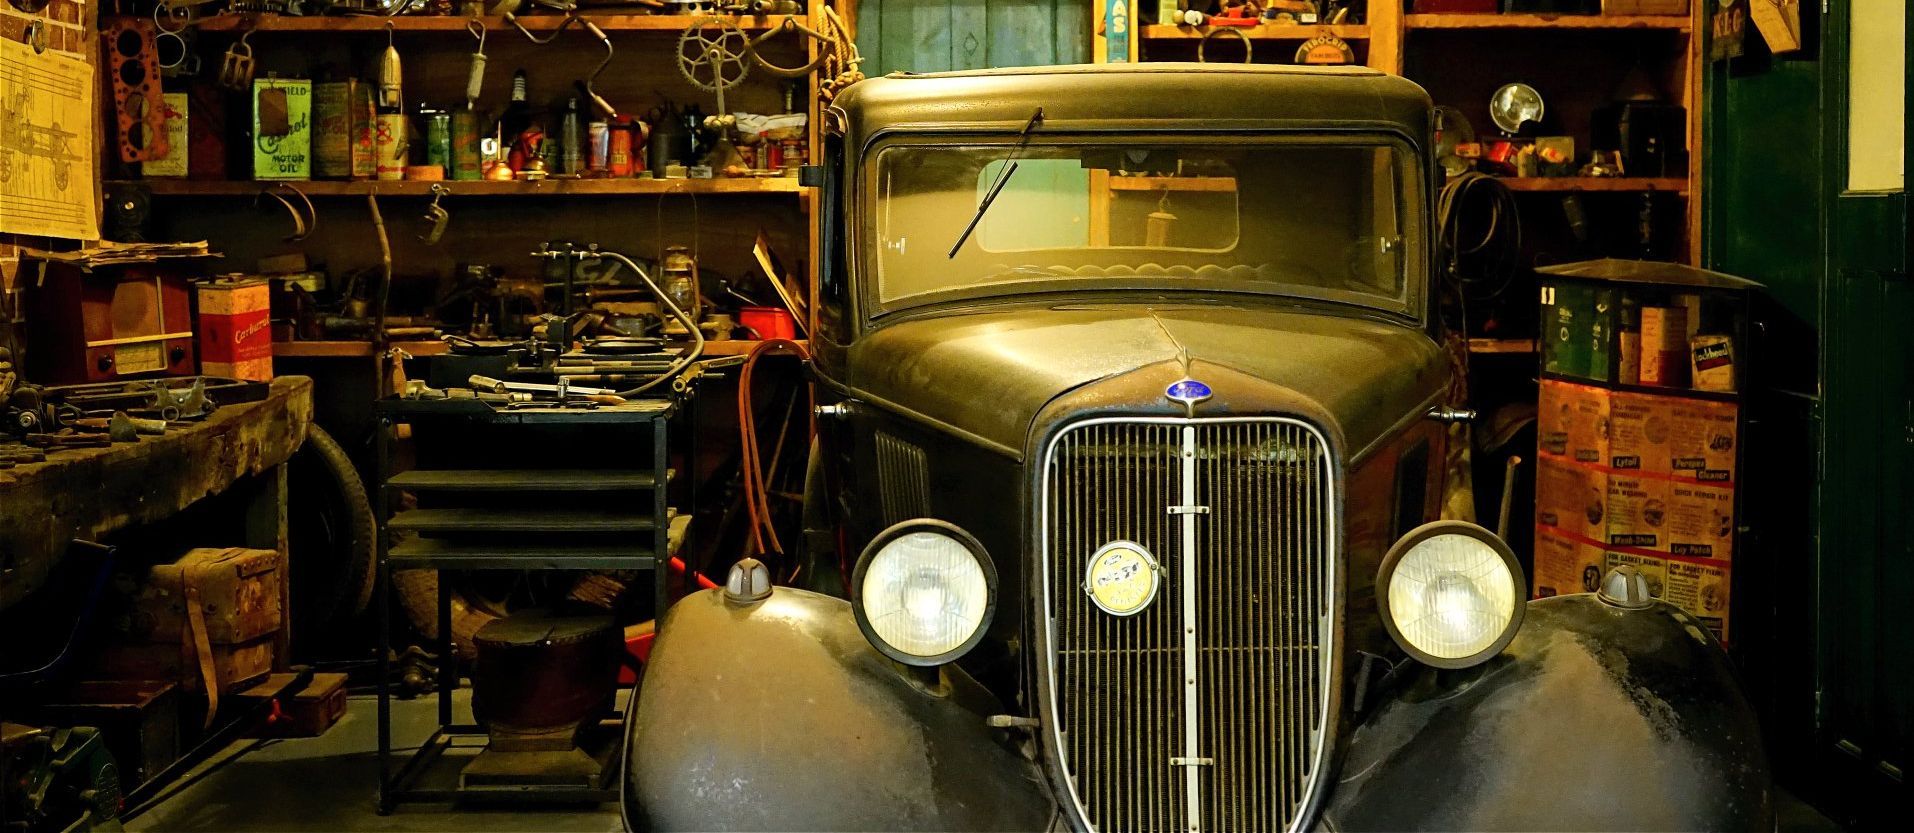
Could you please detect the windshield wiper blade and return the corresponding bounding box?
[948,107,1044,259]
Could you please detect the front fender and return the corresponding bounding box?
[1322,594,1772,832]
[623,587,1054,832]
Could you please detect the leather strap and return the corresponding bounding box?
[184,562,221,728]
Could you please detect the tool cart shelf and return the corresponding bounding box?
[371,395,675,812]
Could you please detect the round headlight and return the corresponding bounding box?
[1377,521,1525,669]
[852,520,997,666]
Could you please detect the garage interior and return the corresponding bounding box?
[0,2,1905,831]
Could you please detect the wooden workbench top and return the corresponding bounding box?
[0,376,314,610]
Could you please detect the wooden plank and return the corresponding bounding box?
[1467,338,1539,354]
[119,178,804,198]
[949,0,988,70]
[1404,13,1691,30]
[0,377,314,610]
[1368,0,1402,74]
[388,508,655,534]
[185,13,801,34]
[273,340,450,358]
[1106,176,1239,193]
[1498,176,1689,193]
[387,469,658,491]
[1140,23,1371,40]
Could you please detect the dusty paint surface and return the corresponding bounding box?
[628,589,1051,831]
[0,376,312,609]
[1323,595,1771,831]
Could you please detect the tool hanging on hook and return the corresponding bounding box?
[217,23,256,90]
[419,184,451,246]
[378,21,403,111]
[504,11,617,119]
[464,19,487,110]
[258,182,316,243]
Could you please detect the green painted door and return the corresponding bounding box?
[854,0,1089,76]
[1705,3,1910,826]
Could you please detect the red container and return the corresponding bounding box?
[739,306,798,340]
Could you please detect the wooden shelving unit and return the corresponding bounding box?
[1139,23,1372,40]
[108,6,827,354]
[273,337,792,358]
[1497,176,1689,193]
[119,178,803,198]
[193,13,801,34]
[1402,13,1690,30]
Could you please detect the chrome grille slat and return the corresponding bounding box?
[1044,418,1335,833]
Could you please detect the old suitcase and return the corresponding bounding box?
[96,547,283,698]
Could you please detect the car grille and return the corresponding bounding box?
[1041,418,1336,833]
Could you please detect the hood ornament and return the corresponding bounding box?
[1165,378,1212,406]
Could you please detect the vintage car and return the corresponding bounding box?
[623,64,1771,832]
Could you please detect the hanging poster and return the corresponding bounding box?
[0,35,99,240]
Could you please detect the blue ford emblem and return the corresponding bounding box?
[1165,379,1212,405]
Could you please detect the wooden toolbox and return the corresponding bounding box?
[95,547,283,695]
[242,672,350,738]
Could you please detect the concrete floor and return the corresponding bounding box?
[123,690,1843,833]
[124,691,623,833]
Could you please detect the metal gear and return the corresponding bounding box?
[678,16,752,116]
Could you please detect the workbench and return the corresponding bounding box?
[0,377,314,613]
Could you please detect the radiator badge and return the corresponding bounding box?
[1165,378,1212,406]
[1085,541,1162,617]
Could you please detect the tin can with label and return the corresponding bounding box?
[375,112,408,181]
[451,108,483,181]
[587,121,610,171]
[421,109,452,177]
[608,118,634,177]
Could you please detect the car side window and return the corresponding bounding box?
[817,133,851,345]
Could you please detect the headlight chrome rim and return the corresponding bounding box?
[851,518,998,667]
[1376,520,1525,669]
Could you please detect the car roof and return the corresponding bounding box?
[829,63,1433,152]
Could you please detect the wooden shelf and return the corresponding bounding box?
[275,340,450,358]
[120,178,803,198]
[1141,23,1371,40]
[1106,176,1239,193]
[274,338,800,358]
[183,13,801,34]
[1404,13,1691,31]
[1468,338,1538,355]
[1497,177,1689,194]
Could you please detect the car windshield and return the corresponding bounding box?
[866,137,1420,315]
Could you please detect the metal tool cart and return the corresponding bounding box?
[371,393,674,812]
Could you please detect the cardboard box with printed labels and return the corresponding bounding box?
[1604,471,1672,550]
[1536,458,1608,544]
[1668,397,1739,482]
[1666,480,1736,560]
[1662,558,1732,642]
[1539,379,1611,466]
[1532,532,1610,599]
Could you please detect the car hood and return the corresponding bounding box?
[841,303,1449,462]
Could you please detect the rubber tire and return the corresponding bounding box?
[393,568,500,663]
[287,423,377,634]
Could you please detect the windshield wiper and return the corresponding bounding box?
[947,107,1044,259]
